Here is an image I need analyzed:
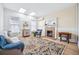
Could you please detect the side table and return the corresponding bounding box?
[59,32,71,43]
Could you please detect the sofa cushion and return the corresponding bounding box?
[0,35,7,48]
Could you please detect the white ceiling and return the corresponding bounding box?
[3,3,75,17]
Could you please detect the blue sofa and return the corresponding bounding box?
[0,35,24,55]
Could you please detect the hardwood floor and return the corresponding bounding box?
[63,43,79,55]
[20,36,79,55]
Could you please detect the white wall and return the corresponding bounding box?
[0,4,4,34]
[78,4,79,47]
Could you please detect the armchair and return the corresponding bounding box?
[34,29,42,38]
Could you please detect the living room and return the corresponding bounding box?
[0,3,79,55]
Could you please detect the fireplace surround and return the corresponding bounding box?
[45,18,58,38]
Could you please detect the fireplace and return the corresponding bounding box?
[47,30,53,37]
[45,26,55,38]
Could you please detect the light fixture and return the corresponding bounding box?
[19,8,26,13]
[29,12,36,16]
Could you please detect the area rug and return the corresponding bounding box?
[23,38,65,55]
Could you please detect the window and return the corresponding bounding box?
[30,20,37,32]
[9,17,20,33]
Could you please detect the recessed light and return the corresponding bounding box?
[29,12,36,16]
[19,8,26,13]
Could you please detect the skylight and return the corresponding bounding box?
[29,12,36,16]
[19,8,26,13]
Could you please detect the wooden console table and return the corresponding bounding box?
[59,32,71,43]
